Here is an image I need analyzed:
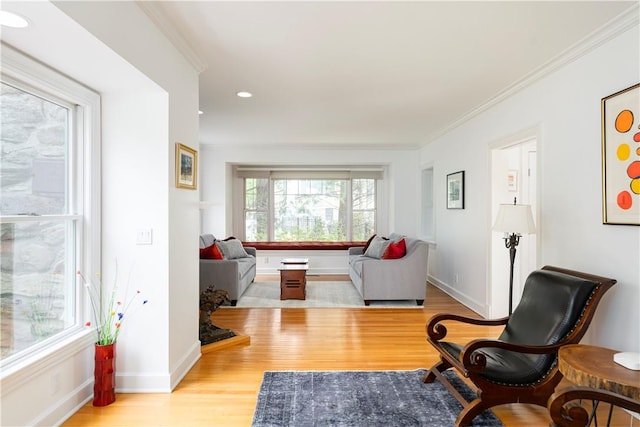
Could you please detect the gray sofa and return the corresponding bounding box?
[199,234,256,305]
[348,233,429,305]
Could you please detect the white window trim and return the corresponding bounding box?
[0,44,101,377]
[232,165,386,240]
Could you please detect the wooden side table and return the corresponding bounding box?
[548,344,640,427]
[278,258,308,300]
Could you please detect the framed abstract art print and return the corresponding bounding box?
[601,83,640,225]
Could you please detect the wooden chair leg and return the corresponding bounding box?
[423,358,452,383]
[456,398,493,427]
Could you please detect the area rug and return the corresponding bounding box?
[252,369,503,427]
[233,281,420,308]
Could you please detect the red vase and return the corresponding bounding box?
[93,343,116,407]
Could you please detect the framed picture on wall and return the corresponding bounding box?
[507,170,518,192]
[175,142,198,190]
[447,170,465,209]
[601,83,640,225]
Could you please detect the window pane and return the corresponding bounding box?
[353,179,375,210]
[1,78,77,364]
[0,220,76,359]
[0,82,69,215]
[352,211,376,241]
[245,211,268,241]
[240,172,378,242]
[273,179,347,241]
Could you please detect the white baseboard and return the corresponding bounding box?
[428,275,488,317]
[116,340,201,393]
[36,380,92,427]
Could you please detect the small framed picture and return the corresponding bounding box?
[175,143,197,190]
[507,170,518,192]
[446,171,465,209]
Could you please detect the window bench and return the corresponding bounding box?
[242,241,366,251]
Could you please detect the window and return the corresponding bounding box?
[237,168,383,241]
[0,46,99,368]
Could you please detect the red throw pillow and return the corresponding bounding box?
[200,244,224,260]
[382,238,406,259]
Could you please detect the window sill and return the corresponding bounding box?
[243,241,366,251]
[0,329,95,394]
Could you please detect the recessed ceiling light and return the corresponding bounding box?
[198,110,204,115]
[0,11,29,28]
[236,91,253,98]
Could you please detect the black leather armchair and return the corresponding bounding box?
[423,266,616,427]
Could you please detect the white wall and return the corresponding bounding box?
[0,1,200,425]
[421,21,640,351]
[199,145,421,274]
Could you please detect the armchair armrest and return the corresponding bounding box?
[244,247,257,257]
[426,313,509,341]
[460,338,565,373]
[348,246,364,256]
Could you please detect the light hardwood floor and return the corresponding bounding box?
[63,278,635,426]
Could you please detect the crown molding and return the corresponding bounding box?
[423,3,639,146]
[201,142,422,151]
[136,1,208,74]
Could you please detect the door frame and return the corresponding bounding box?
[487,125,541,318]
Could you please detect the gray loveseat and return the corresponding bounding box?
[199,234,256,305]
[348,233,429,305]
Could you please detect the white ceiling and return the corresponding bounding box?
[144,1,634,148]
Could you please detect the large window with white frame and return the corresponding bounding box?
[237,167,383,241]
[0,45,100,369]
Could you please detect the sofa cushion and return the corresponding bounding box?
[363,234,377,253]
[388,232,405,243]
[364,236,390,259]
[349,255,367,278]
[200,243,224,260]
[236,256,256,279]
[382,238,406,259]
[200,234,216,249]
[217,239,250,259]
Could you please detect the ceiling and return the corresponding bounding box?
[143,1,634,148]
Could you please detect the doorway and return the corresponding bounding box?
[489,133,538,317]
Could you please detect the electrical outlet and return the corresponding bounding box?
[264,257,269,264]
[136,228,153,245]
[454,274,459,284]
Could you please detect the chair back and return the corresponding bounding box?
[497,267,615,379]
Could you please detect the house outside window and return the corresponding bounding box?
[0,46,100,369]
[238,167,383,242]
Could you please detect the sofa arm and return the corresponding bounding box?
[360,242,429,301]
[244,247,257,258]
[199,259,241,299]
[349,247,365,256]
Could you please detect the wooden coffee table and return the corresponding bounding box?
[278,258,309,300]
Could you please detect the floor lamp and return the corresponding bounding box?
[492,198,536,315]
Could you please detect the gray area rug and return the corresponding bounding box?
[234,281,420,308]
[252,369,503,427]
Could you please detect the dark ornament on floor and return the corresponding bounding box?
[199,285,236,345]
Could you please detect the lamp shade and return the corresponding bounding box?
[493,204,536,234]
